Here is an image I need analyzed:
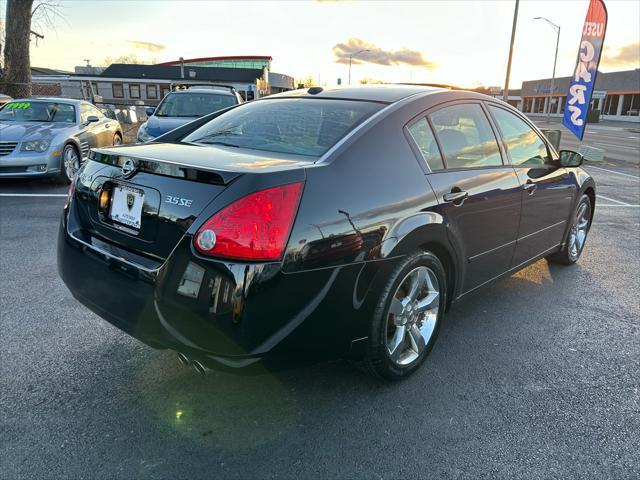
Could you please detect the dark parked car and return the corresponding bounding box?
[57,85,595,380]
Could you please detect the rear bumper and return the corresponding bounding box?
[58,202,397,368]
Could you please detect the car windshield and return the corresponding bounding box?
[154,92,237,117]
[182,98,383,157]
[0,101,76,123]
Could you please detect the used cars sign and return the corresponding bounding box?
[563,0,608,140]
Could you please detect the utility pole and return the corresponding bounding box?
[503,0,519,102]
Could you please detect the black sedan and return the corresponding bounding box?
[57,85,595,380]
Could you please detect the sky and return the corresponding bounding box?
[5,0,640,88]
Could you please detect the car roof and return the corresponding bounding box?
[170,88,235,96]
[266,85,447,104]
[11,97,82,105]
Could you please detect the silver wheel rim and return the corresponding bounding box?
[113,135,122,146]
[63,146,79,180]
[568,201,591,260]
[386,266,440,366]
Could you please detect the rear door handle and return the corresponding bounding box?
[523,181,538,195]
[443,190,469,204]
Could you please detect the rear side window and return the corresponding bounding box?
[183,98,383,157]
[407,118,444,171]
[429,103,502,169]
[488,106,550,166]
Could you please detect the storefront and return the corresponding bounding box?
[520,68,639,122]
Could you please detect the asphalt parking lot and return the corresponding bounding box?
[1,162,639,479]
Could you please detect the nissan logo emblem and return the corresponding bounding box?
[121,158,136,177]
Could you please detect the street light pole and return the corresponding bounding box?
[503,0,519,102]
[348,49,370,85]
[535,17,561,123]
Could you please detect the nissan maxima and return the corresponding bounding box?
[57,85,595,380]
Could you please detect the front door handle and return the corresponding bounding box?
[523,181,538,195]
[443,190,469,205]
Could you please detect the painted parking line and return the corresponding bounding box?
[587,165,640,179]
[597,194,634,206]
[597,204,640,208]
[0,193,67,197]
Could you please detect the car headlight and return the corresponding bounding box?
[136,122,154,143]
[21,140,50,152]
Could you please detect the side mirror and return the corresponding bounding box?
[145,107,156,116]
[86,115,99,123]
[559,150,584,167]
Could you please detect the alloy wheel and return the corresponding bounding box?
[568,200,591,260]
[386,266,440,366]
[63,146,79,180]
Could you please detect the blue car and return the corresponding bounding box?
[136,85,243,143]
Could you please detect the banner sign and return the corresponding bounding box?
[562,0,608,140]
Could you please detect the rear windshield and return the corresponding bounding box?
[155,92,237,117]
[182,98,383,157]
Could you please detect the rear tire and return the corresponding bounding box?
[113,133,122,146]
[548,194,592,265]
[364,250,446,380]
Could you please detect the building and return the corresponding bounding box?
[520,68,640,122]
[473,86,522,110]
[30,55,294,105]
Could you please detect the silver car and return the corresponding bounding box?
[0,98,123,182]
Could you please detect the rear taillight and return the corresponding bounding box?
[194,182,304,261]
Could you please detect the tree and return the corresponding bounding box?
[294,74,317,89]
[101,54,158,67]
[1,0,34,98]
[359,77,384,85]
[1,0,63,98]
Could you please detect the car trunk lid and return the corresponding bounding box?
[71,143,314,261]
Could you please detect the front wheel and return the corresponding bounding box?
[113,133,122,146]
[364,251,446,380]
[548,194,592,265]
[60,144,80,183]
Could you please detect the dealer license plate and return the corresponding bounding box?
[110,185,144,229]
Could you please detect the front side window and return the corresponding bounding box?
[407,118,444,171]
[80,104,91,123]
[429,103,502,169]
[154,93,237,118]
[489,106,550,167]
[80,104,104,122]
[183,98,383,157]
[0,101,76,123]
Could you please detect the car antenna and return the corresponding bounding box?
[307,87,323,95]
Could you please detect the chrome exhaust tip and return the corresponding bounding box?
[191,359,207,375]
[176,352,190,367]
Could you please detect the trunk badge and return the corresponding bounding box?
[121,158,136,177]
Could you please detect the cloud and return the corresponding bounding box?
[126,40,166,53]
[332,37,437,69]
[601,41,640,68]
